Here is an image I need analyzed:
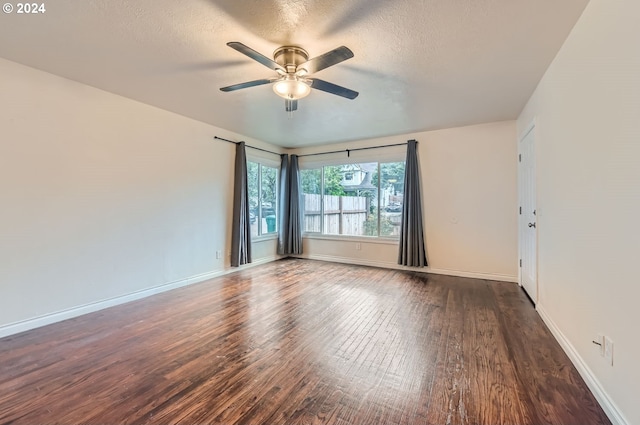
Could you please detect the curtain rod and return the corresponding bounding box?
[214,136,281,157]
[215,136,413,158]
[296,141,412,158]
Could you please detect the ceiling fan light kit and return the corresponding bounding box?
[273,76,311,100]
[220,41,358,112]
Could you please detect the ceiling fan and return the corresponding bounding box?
[220,42,358,112]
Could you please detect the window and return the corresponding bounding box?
[247,161,278,237]
[301,161,405,238]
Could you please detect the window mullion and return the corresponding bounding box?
[258,164,262,236]
[321,166,325,234]
[377,162,381,237]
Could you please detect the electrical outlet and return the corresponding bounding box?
[355,243,361,251]
[604,337,614,366]
[594,334,605,356]
[216,250,222,259]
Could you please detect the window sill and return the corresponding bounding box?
[303,234,399,245]
[252,234,278,243]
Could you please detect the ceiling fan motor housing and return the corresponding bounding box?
[273,46,309,73]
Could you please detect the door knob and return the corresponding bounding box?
[528,222,536,228]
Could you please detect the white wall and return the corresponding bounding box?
[294,121,518,282]
[0,58,279,335]
[517,1,640,424]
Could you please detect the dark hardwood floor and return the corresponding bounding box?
[0,259,610,424]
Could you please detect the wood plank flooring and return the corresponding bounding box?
[0,259,611,424]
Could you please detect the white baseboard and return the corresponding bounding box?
[0,255,280,339]
[238,255,281,270]
[294,254,518,283]
[537,304,629,425]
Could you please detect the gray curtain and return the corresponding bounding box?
[230,142,252,267]
[277,154,290,255]
[286,155,303,254]
[398,140,427,267]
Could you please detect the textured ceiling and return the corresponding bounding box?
[0,0,589,147]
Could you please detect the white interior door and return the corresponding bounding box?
[518,124,537,303]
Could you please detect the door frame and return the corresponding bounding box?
[517,119,538,303]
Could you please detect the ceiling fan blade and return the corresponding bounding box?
[220,78,276,92]
[296,46,354,75]
[285,99,298,112]
[309,78,359,99]
[227,42,285,73]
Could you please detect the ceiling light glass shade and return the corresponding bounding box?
[273,77,311,100]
